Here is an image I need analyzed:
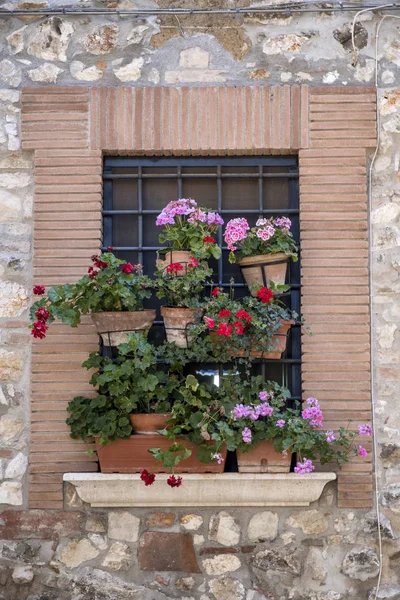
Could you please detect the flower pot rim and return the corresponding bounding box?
[91,309,156,315]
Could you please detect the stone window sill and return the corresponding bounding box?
[63,472,336,508]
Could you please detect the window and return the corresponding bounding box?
[103,156,300,402]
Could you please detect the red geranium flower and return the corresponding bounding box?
[31,321,48,339]
[88,269,98,279]
[140,469,156,486]
[218,309,231,318]
[106,246,114,252]
[256,287,274,304]
[121,263,134,274]
[233,320,244,335]
[166,262,184,275]
[188,256,199,268]
[235,309,252,323]
[167,475,182,488]
[216,322,232,337]
[35,307,50,322]
[203,236,216,244]
[33,285,45,295]
[212,287,221,297]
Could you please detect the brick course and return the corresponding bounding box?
[22,84,376,509]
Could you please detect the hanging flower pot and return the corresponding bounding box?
[237,441,291,473]
[161,306,203,348]
[238,252,289,294]
[249,319,295,359]
[91,310,156,346]
[156,250,192,276]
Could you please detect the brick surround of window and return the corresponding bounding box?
[22,84,376,509]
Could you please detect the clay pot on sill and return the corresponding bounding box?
[130,413,171,434]
[95,433,227,474]
[91,310,156,347]
[238,252,288,294]
[156,250,192,275]
[236,441,291,473]
[161,306,203,348]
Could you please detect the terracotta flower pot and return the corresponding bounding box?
[156,250,192,275]
[91,310,156,346]
[130,413,171,434]
[210,319,294,359]
[238,252,288,293]
[96,435,227,474]
[237,441,291,473]
[250,319,295,359]
[161,306,203,348]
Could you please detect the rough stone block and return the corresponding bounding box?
[139,532,200,573]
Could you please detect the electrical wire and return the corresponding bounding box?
[351,9,400,600]
[0,1,400,17]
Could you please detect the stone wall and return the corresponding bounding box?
[0,0,400,598]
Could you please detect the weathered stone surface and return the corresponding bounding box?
[208,577,245,600]
[0,282,28,317]
[70,61,103,81]
[203,554,241,575]
[0,191,22,222]
[85,515,106,533]
[57,539,99,568]
[247,511,279,542]
[0,482,22,505]
[180,47,210,69]
[11,564,33,584]
[5,452,27,479]
[251,548,301,575]
[0,60,21,88]
[341,548,380,581]
[146,512,176,528]
[383,483,400,514]
[139,532,200,573]
[0,350,23,382]
[127,25,149,44]
[27,17,74,62]
[175,576,195,590]
[363,511,396,539]
[108,511,139,542]
[114,58,144,81]
[369,585,400,599]
[0,415,23,442]
[181,514,203,531]
[6,26,27,55]
[0,510,84,540]
[88,533,108,551]
[333,22,367,51]
[286,510,328,535]
[84,24,119,54]
[165,69,226,83]
[102,542,132,571]
[263,34,309,54]
[209,512,240,547]
[28,63,63,83]
[305,547,327,582]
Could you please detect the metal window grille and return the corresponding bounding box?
[103,156,301,401]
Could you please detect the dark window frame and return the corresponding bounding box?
[102,156,301,402]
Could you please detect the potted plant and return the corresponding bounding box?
[66,333,182,473]
[148,374,231,474]
[30,250,155,346]
[155,257,213,348]
[156,198,224,268]
[224,216,298,292]
[199,284,297,359]
[228,384,372,474]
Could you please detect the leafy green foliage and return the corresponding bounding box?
[155,260,213,308]
[66,333,180,445]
